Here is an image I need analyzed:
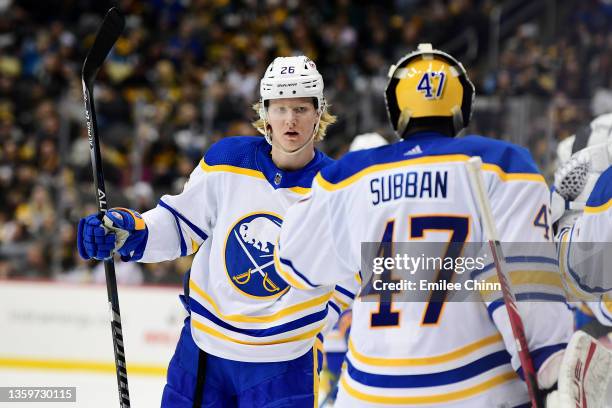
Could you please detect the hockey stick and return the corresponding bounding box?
[81,8,130,408]
[466,157,543,408]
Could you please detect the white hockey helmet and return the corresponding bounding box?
[349,133,388,152]
[259,56,325,114]
[258,56,326,148]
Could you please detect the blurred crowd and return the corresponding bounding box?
[0,0,610,284]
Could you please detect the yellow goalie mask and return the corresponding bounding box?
[385,43,475,137]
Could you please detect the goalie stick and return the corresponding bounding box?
[81,8,130,408]
[466,157,543,408]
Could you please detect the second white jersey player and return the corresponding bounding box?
[553,113,612,325]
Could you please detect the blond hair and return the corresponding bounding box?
[251,101,337,142]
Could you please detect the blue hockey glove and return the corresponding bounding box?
[77,207,148,261]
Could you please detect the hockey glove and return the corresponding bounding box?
[543,331,612,408]
[77,207,148,261]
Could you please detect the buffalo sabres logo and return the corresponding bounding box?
[224,213,288,299]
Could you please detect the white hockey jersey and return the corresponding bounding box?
[558,166,612,326]
[138,136,355,362]
[276,132,573,407]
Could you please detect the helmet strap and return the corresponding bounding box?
[259,99,274,146]
[451,107,464,136]
[263,121,273,145]
[396,108,412,138]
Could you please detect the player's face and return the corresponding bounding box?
[267,98,318,151]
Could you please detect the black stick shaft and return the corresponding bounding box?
[82,81,131,408]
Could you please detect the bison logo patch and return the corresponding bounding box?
[224,213,288,299]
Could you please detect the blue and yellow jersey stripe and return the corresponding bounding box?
[200,159,265,180]
[340,370,518,405]
[599,297,612,324]
[584,166,612,213]
[348,334,503,367]
[469,256,568,315]
[345,350,512,388]
[158,199,208,256]
[273,245,317,290]
[189,295,329,337]
[340,332,559,405]
[192,319,324,346]
[584,197,612,214]
[189,279,331,323]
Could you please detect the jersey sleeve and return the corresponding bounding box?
[140,160,212,263]
[275,174,357,289]
[585,298,612,327]
[559,166,612,297]
[320,277,359,339]
[474,149,573,376]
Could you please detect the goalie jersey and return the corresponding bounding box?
[276,132,573,407]
[558,166,612,326]
[138,136,355,362]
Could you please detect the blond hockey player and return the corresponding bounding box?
[77,56,356,408]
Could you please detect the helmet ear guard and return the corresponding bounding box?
[258,99,272,144]
[317,97,327,116]
[258,99,267,121]
[385,43,475,138]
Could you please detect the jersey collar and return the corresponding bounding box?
[256,141,328,190]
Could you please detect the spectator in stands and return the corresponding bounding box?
[0,0,609,283]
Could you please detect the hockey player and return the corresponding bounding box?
[76,56,356,407]
[553,112,612,326]
[275,44,611,407]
